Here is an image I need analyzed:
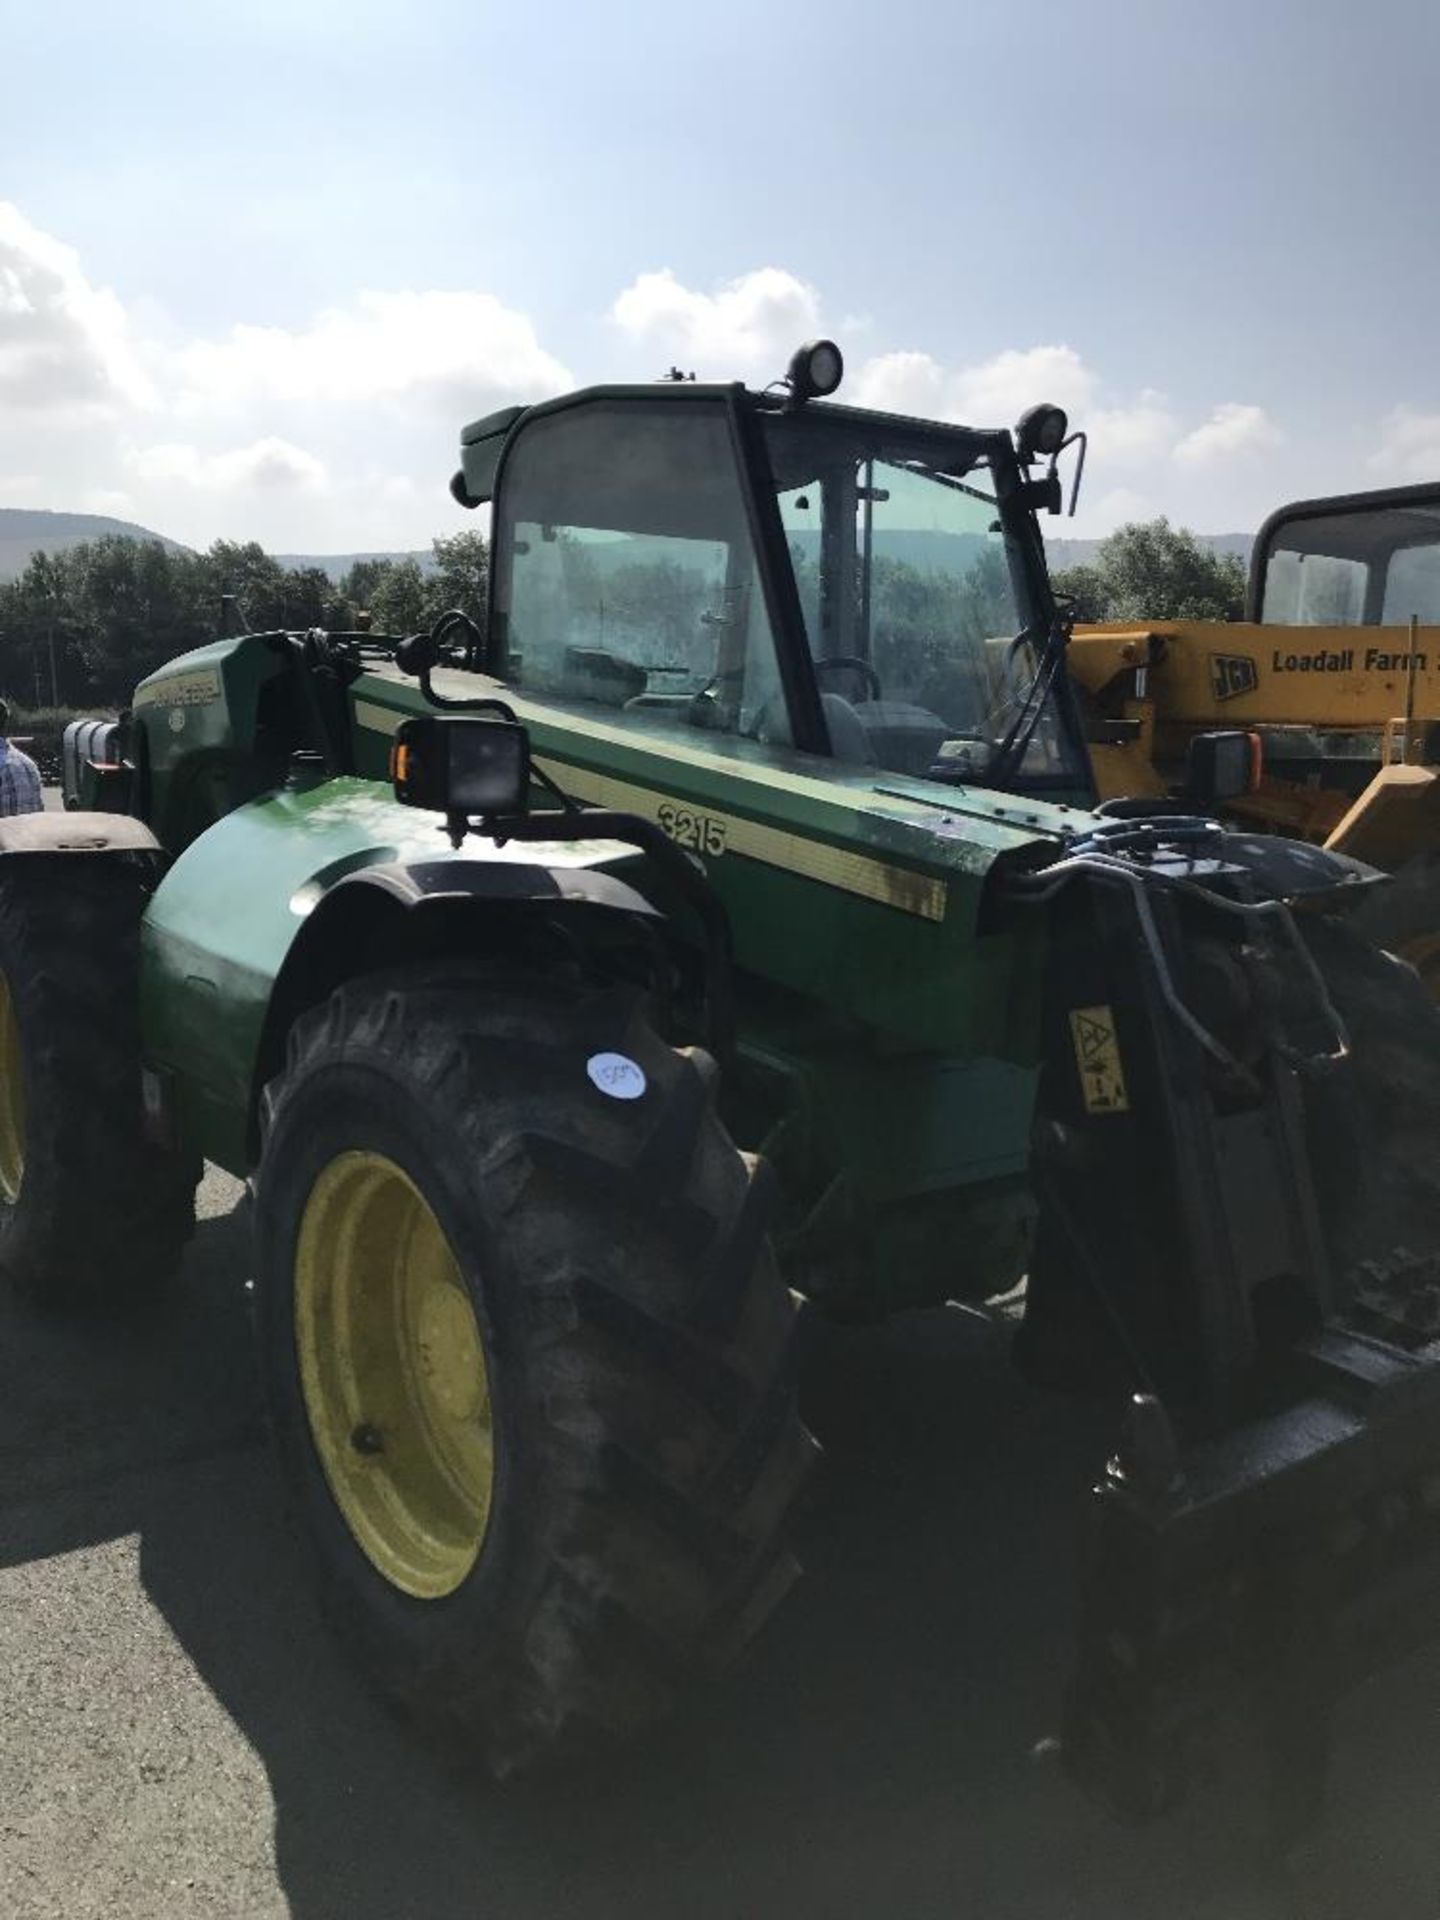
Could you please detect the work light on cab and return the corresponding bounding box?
[786,338,844,403]
[1015,402,1069,463]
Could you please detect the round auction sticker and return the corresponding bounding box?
[586,1052,647,1100]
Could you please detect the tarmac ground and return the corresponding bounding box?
[3,1166,1439,1919]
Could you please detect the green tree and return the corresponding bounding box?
[71,537,210,699]
[0,538,216,707]
[285,565,338,628]
[367,557,431,634]
[0,550,85,704]
[1049,560,1107,622]
[0,527,494,717]
[428,530,489,626]
[1052,518,1247,622]
[339,557,392,615]
[203,540,292,630]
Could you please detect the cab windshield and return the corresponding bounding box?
[1259,493,1440,625]
[764,410,1083,789]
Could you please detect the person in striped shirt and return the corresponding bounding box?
[0,702,43,815]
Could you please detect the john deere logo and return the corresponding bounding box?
[1210,653,1260,701]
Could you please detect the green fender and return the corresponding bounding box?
[139,775,659,1173]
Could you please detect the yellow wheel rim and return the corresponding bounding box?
[294,1151,495,1599]
[0,971,26,1205]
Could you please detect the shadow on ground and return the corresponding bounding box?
[4,1179,1440,1920]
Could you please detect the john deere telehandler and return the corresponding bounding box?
[12,343,1440,1832]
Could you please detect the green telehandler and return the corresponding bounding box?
[17,341,1440,1832]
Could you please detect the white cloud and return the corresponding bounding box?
[0,206,581,547]
[0,201,152,415]
[1173,402,1280,466]
[602,272,1288,539]
[1090,391,1177,463]
[610,267,820,377]
[175,290,570,418]
[128,436,328,492]
[850,350,948,417]
[1367,405,1440,482]
[852,344,1171,463]
[0,217,1291,553]
[951,344,1096,424]
[1072,486,1154,535]
[854,343,1097,427]
[852,348,1273,509]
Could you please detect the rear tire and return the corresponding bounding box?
[0,858,200,1309]
[254,971,815,1773]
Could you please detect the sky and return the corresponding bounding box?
[2,0,1439,553]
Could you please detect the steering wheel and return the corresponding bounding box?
[814,655,882,702]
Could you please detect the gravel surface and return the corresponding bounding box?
[2,1167,1439,1919]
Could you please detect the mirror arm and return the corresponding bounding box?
[418,666,515,715]
[1062,431,1089,517]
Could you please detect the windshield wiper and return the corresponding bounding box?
[895,461,995,508]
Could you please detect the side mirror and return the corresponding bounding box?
[1183,730,1262,807]
[391,715,532,825]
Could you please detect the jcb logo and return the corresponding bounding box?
[1210,653,1260,702]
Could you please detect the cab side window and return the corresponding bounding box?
[491,400,791,745]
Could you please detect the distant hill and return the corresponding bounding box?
[0,509,189,581]
[0,512,439,587]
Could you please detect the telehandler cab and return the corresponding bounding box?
[15,341,1440,1832]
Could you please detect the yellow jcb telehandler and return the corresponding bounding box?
[1069,480,1440,986]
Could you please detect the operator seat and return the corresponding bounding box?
[845,701,950,776]
[755,689,949,779]
[754,690,875,761]
[819,692,876,764]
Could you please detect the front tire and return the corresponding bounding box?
[254,972,815,1772]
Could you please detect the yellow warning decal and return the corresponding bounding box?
[1069,1004,1130,1115]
